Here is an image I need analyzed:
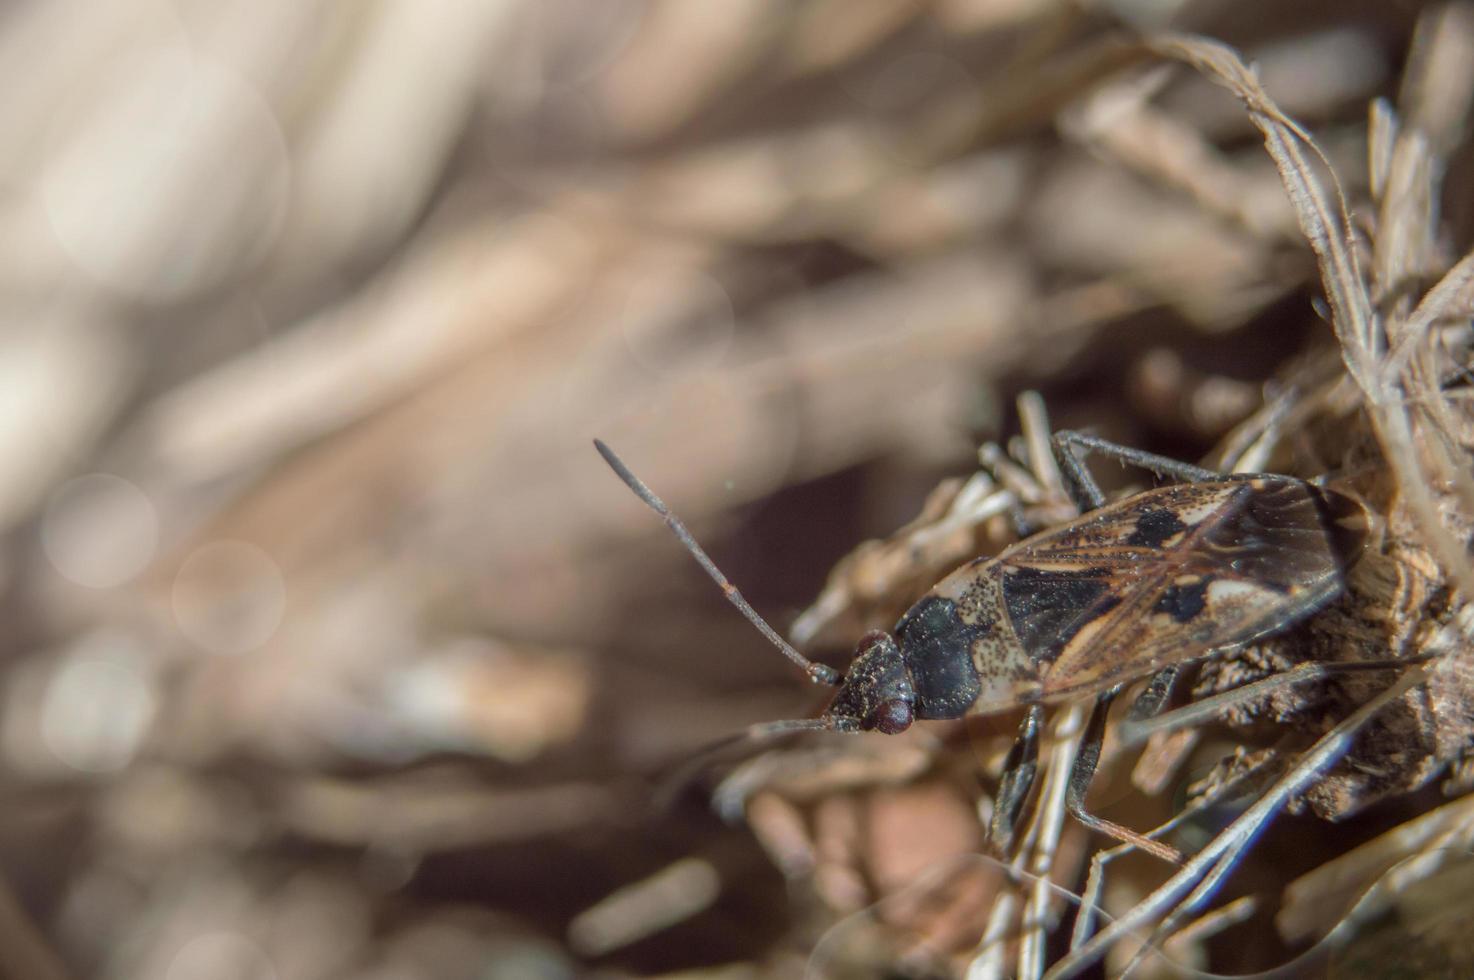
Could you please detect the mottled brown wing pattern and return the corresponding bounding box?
[992,476,1358,702]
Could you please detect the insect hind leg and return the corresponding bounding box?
[1127,664,1180,721]
[1066,685,1184,864]
[1051,430,1221,513]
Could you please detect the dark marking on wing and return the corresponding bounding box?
[1001,567,1120,665]
[1155,578,1209,622]
[894,596,986,719]
[1125,507,1187,548]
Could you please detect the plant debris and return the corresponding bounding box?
[4,3,1474,980]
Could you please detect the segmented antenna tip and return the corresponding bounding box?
[594,439,842,686]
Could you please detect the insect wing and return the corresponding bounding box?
[994,476,1360,700]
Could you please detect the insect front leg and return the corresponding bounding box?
[1051,431,1222,511]
[1050,433,1107,512]
[988,704,1043,855]
[1065,684,1184,864]
[1007,499,1043,539]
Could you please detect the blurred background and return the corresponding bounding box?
[0,1,1466,978]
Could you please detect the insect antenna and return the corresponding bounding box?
[595,439,842,686]
[653,716,840,814]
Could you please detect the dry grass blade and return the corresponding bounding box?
[1018,704,1087,980]
[1045,666,1430,979]
[1277,793,1474,945]
[1147,36,1378,360]
[1069,750,1281,953]
[1151,33,1474,602]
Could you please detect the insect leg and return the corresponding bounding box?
[1067,687,1184,864]
[1065,687,1118,821]
[1127,665,1180,721]
[1008,499,1039,539]
[1050,433,1108,512]
[989,704,1044,855]
[1117,653,1436,746]
[1053,430,1221,497]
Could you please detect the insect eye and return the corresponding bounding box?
[856,629,891,655]
[870,699,913,734]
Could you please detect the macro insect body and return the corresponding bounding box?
[596,432,1366,857]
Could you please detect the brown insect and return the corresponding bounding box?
[595,432,1367,861]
